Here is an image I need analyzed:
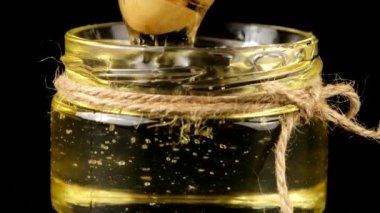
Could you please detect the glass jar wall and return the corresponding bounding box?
[51,23,327,213]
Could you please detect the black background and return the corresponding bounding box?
[12,0,380,212]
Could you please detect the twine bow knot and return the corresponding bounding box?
[265,80,379,213]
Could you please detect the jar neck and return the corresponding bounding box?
[62,23,321,96]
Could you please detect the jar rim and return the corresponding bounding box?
[65,22,317,51]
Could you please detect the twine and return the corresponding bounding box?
[54,75,379,213]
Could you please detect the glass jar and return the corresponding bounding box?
[51,22,327,213]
